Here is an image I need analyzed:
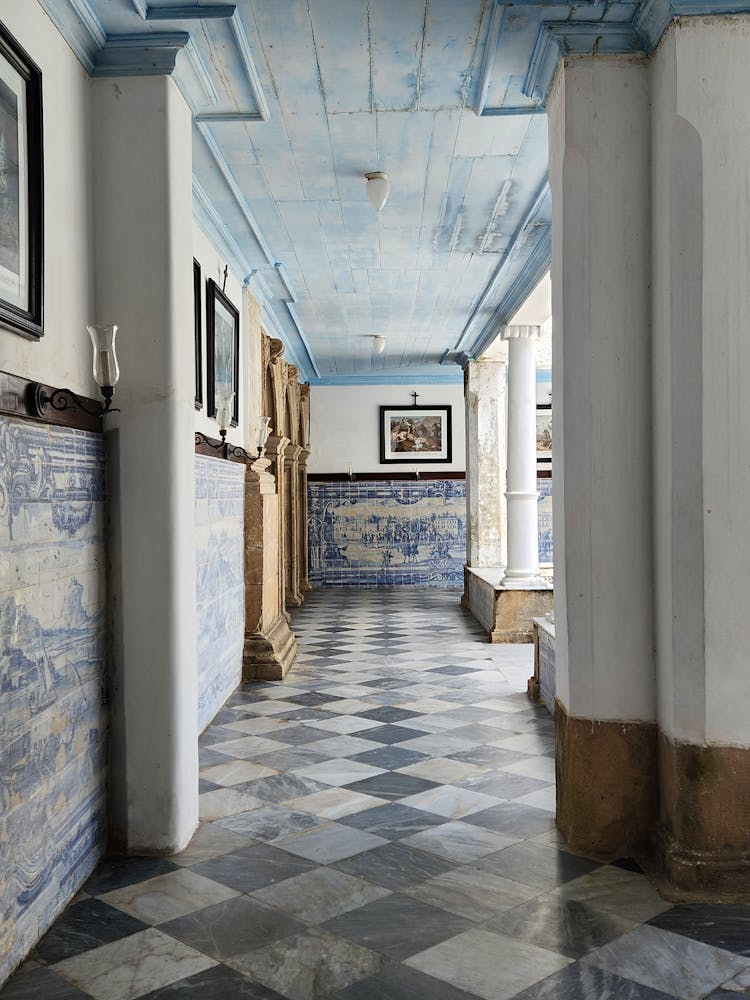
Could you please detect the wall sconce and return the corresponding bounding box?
[365,171,389,213]
[257,415,272,456]
[372,335,386,355]
[215,388,235,443]
[31,324,120,418]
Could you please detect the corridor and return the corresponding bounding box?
[3,592,749,1000]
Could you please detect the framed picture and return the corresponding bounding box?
[0,21,43,339]
[193,259,203,410]
[536,403,552,466]
[380,405,452,464]
[206,278,239,426]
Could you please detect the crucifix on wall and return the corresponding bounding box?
[410,392,419,407]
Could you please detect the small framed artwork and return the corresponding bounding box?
[537,403,552,467]
[193,259,203,410]
[0,21,43,339]
[206,278,239,426]
[380,405,452,464]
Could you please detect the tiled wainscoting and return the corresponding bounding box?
[195,456,246,733]
[538,477,552,564]
[0,416,108,984]
[308,479,466,589]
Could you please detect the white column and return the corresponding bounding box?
[501,326,542,587]
[92,76,197,853]
[464,358,507,568]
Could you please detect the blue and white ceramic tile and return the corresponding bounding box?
[538,477,553,564]
[308,480,467,589]
[195,456,245,732]
[0,416,108,984]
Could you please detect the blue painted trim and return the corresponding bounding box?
[481,105,546,117]
[182,37,220,105]
[195,112,264,122]
[228,13,270,122]
[537,368,552,384]
[93,32,190,76]
[37,0,104,72]
[524,21,645,105]
[635,0,750,50]
[132,0,148,16]
[145,4,236,20]
[245,269,274,303]
[309,372,464,386]
[274,263,298,303]
[192,176,252,279]
[286,302,321,379]
[475,0,504,116]
[469,225,551,359]
[454,177,549,352]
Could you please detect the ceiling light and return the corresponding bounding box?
[365,171,389,212]
[372,335,386,355]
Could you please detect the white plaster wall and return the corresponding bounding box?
[193,223,249,449]
[549,56,654,722]
[652,16,750,747]
[0,0,94,392]
[309,383,466,473]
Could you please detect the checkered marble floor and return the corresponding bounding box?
[4,590,750,999]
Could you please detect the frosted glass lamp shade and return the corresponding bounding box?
[216,389,235,435]
[373,335,386,355]
[257,415,272,450]
[365,171,389,212]
[87,324,119,389]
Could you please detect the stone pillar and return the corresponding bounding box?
[92,76,197,852]
[298,447,312,594]
[463,358,507,569]
[284,444,303,607]
[502,326,543,587]
[549,54,655,857]
[651,14,750,893]
[242,453,298,680]
[265,435,290,620]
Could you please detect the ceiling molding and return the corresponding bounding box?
[92,32,190,77]
[194,111,264,122]
[309,372,464,387]
[635,0,750,49]
[286,303,321,380]
[475,0,504,116]
[143,4,237,20]
[192,176,252,279]
[37,0,105,72]
[524,21,645,105]
[228,13,270,122]
[131,0,148,17]
[180,37,220,105]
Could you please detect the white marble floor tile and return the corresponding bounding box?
[198,788,266,821]
[100,869,239,925]
[292,759,387,787]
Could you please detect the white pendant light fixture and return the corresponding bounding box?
[365,171,390,212]
[372,335,386,355]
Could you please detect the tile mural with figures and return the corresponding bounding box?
[0,416,108,985]
[309,478,553,588]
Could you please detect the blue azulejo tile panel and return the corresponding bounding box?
[308,479,467,589]
[538,477,553,564]
[195,456,245,732]
[0,416,108,985]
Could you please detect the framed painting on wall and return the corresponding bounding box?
[206,278,239,427]
[380,404,452,464]
[537,403,552,467]
[0,21,43,339]
[193,259,203,410]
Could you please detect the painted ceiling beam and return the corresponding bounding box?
[309,372,463,387]
[36,0,105,72]
[475,0,504,116]
[93,32,189,76]
[143,5,237,20]
[635,0,750,49]
[194,112,264,122]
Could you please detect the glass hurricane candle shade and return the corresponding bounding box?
[87,324,119,389]
[257,415,272,451]
[216,389,235,435]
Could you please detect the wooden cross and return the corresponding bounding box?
[411,392,419,407]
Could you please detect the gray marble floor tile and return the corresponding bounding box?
[511,962,679,999]
[462,802,557,839]
[357,724,432,745]
[284,786,388,819]
[292,758,387,787]
[258,724,328,746]
[32,898,147,964]
[648,903,750,956]
[405,926,572,1000]
[160,896,306,964]
[397,757,490,784]
[333,841,455,889]
[401,820,518,863]
[323,894,473,960]
[235,772,330,804]
[343,771,440,800]
[99,869,239,926]
[475,842,600,890]
[171,824,256,867]
[52,928,217,1000]
[275,821,389,863]
[230,927,384,1000]
[350,745,430,770]
[137,963,287,998]
[301,734,382,758]
[192,842,316,893]
[340,801,446,840]
[0,966,91,1000]
[580,924,749,1000]
[399,784,500,819]
[251,867,390,922]
[251,746,329,771]
[198,788,266,821]
[199,760,278,786]
[551,866,673,923]
[214,804,320,840]
[84,857,180,896]
[402,865,542,920]
[332,962,480,999]
[461,772,551,801]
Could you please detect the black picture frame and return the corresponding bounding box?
[0,20,43,339]
[193,259,203,410]
[206,278,239,427]
[379,404,453,464]
[536,403,552,467]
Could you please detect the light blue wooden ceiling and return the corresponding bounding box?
[40,0,750,382]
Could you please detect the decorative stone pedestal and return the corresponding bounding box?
[463,567,553,643]
[529,616,555,713]
[242,453,297,680]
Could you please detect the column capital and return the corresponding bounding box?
[502,324,542,340]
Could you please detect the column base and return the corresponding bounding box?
[286,591,304,608]
[243,613,298,681]
[462,566,553,642]
[655,734,750,896]
[555,700,658,859]
[300,579,312,593]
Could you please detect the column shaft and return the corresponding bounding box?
[464,358,507,567]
